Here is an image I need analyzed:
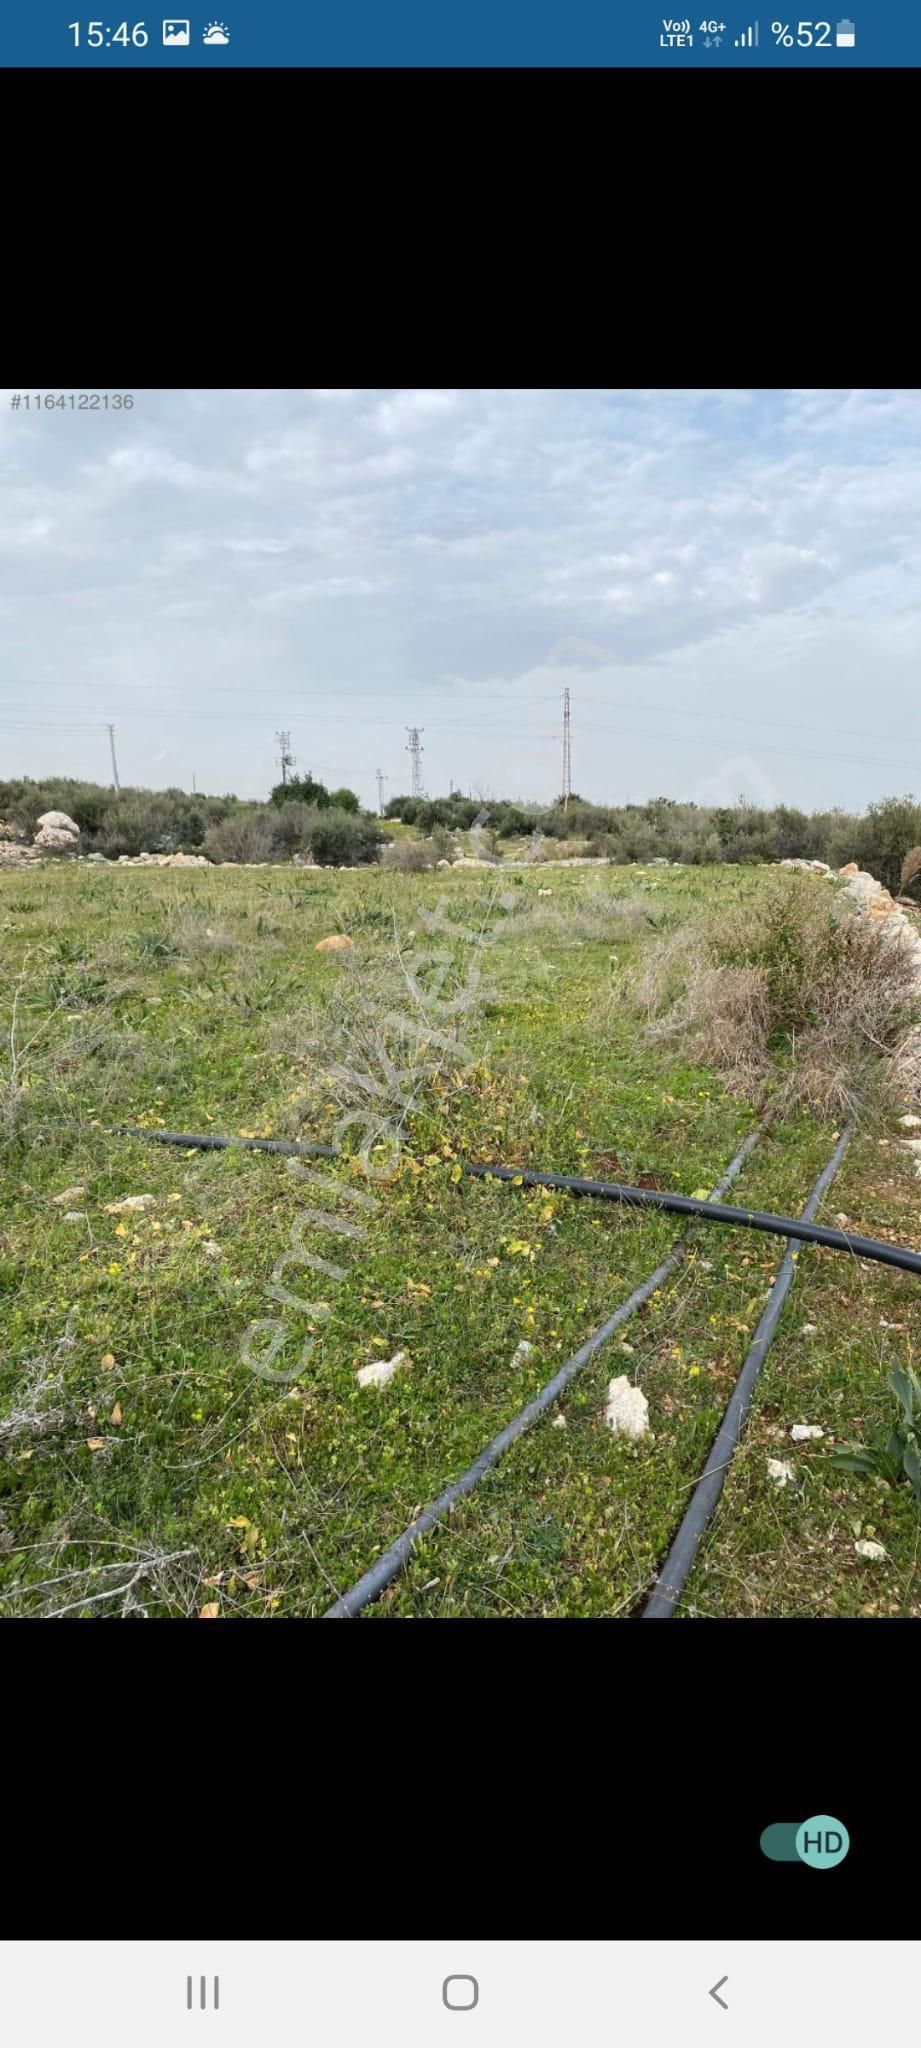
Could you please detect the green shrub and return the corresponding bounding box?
[831,1365,921,1507]
[202,812,277,864]
[270,772,330,808]
[300,807,383,867]
[853,796,921,894]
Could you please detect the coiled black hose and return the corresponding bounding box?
[642,1121,854,1619]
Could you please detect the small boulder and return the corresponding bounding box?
[356,1349,407,1390]
[34,825,80,851]
[767,1458,795,1486]
[36,810,80,836]
[604,1376,650,1439]
[315,934,353,952]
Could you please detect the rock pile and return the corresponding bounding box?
[33,810,81,851]
[0,841,42,866]
[113,851,210,867]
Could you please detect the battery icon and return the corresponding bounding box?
[835,17,855,43]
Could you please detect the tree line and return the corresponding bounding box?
[2,775,920,892]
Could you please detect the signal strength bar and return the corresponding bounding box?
[733,20,759,41]
[187,1978,220,2011]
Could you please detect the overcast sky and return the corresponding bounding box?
[2,386,920,812]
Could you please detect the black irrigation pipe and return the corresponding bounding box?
[104,1125,338,1160]
[322,1123,766,1618]
[460,1162,921,1278]
[642,1121,855,1619]
[86,1115,921,1617]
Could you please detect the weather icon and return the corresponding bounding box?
[202,19,229,41]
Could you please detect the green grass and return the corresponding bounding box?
[1,860,919,1617]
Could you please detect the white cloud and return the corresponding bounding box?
[2,387,921,808]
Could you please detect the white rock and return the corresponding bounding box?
[104,1194,156,1214]
[62,1210,87,1223]
[52,1185,86,1205]
[202,1241,221,1259]
[767,1458,795,1486]
[604,1376,650,1439]
[35,810,80,835]
[537,887,553,896]
[898,1114,921,1129]
[356,1349,407,1390]
[510,1340,534,1367]
[854,1539,887,1561]
[551,1412,567,1429]
[800,1323,818,1336]
[790,1424,824,1441]
[34,825,80,851]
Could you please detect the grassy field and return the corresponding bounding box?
[1,859,919,1618]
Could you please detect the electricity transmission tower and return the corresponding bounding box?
[406,727,425,799]
[375,769,387,817]
[561,687,572,810]
[275,730,296,786]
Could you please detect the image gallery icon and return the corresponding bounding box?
[162,17,190,41]
[202,19,230,40]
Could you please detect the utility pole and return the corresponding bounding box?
[375,769,387,817]
[275,730,295,786]
[406,726,425,799]
[561,686,572,811]
[106,723,121,792]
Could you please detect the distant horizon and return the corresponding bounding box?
[2,768,915,822]
[3,388,920,811]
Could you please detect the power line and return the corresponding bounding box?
[406,727,425,799]
[0,706,915,779]
[275,730,295,785]
[561,686,572,810]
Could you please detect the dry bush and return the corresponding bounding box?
[164,904,237,957]
[380,840,443,872]
[633,877,921,1116]
[900,846,921,895]
[506,885,657,948]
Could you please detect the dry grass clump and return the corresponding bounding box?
[164,904,237,956]
[900,846,921,895]
[511,884,659,948]
[379,840,443,873]
[634,876,921,1117]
